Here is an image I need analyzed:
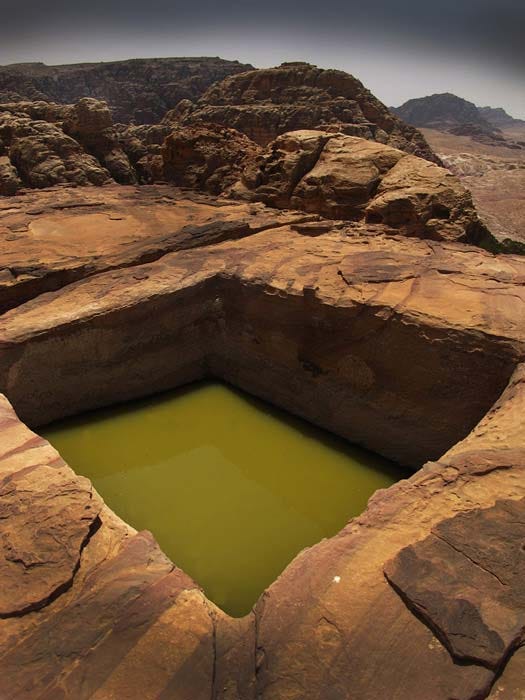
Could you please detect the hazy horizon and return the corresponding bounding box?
[1,0,523,118]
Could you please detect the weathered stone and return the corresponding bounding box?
[183,62,438,162]
[63,98,136,184]
[0,461,100,617]
[0,109,112,189]
[162,123,262,194]
[0,186,523,470]
[0,57,253,124]
[385,497,525,669]
[0,155,22,194]
[234,129,495,245]
[0,184,317,312]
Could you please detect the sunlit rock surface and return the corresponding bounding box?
[0,183,524,698]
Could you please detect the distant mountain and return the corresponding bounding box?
[391,93,525,149]
[479,106,525,129]
[391,93,490,131]
[0,57,253,124]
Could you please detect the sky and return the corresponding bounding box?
[1,0,524,117]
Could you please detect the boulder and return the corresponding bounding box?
[1,110,111,188]
[0,155,22,194]
[63,98,136,184]
[233,130,494,245]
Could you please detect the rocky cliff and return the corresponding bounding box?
[179,62,438,162]
[0,57,253,124]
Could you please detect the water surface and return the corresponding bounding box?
[43,382,402,616]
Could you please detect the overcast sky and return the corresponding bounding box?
[1,0,524,117]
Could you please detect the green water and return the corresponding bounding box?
[42,382,402,617]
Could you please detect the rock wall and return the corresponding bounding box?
[0,57,253,123]
[181,62,438,162]
[0,186,524,697]
[0,187,522,468]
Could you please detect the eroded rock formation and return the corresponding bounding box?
[0,106,111,189]
[181,62,438,162]
[0,57,254,123]
[0,183,524,698]
[0,55,524,698]
[162,124,262,194]
[233,129,494,245]
[63,97,136,184]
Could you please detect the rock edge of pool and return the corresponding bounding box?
[0,185,524,699]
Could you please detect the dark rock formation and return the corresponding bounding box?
[392,93,523,150]
[385,496,525,671]
[479,106,525,129]
[162,123,262,194]
[115,122,172,183]
[232,129,494,245]
[181,62,438,162]
[0,57,253,123]
[392,93,488,131]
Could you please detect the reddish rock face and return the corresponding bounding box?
[182,62,438,162]
[1,111,111,189]
[233,129,494,246]
[0,182,524,697]
[162,123,262,194]
[62,98,137,184]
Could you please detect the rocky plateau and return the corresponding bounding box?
[0,59,524,700]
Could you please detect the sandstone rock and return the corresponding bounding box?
[63,98,136,184]
[0,184,318,312]
[385,497,525,670]
[0,185,523,468]
[182,62,438,162]
[0,155,22,194]
[0,109,112,189]
[0,57,254,123]
[365,154,489,242]
[0,188,524,697]
[0,464,101,616]
[0,99,70,122]
[234,129,494,245]
[162,123,262,194]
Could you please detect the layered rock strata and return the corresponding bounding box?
[180,62,438,162]
[0,186,524,698]
[0,57,253,123]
